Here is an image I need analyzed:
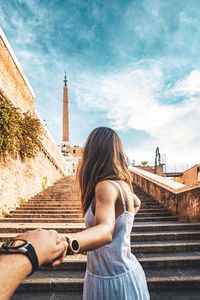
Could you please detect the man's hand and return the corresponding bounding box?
[15,228,68,266]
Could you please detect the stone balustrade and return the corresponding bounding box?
[129,166,200,223]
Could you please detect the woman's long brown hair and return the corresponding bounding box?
[76,127,133,217]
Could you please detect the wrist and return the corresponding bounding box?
[0,239,39,275]
[0,254,32,276]
[16,254,33,275]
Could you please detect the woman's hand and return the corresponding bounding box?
[50,235,68,268]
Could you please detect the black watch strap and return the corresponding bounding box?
[0,241,39,276]
[26,242,39,275]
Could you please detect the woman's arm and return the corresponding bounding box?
[65,181,118,254]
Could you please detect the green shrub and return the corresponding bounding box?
[19,197,28,205]
[0,95,44,159]
[42,176,48,191]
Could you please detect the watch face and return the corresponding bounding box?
[2,239,28,249]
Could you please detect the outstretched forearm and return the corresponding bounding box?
[0,254,31,300]
[67,223,112,253]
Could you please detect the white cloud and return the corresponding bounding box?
[171,70,200,95]
[73,64,200,164]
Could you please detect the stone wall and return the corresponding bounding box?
[0,27,68,216]
[136,166,155,174]
[129,166,200,223]
[0,28,34,113]
[136,164,164,175]
[174,164,200,185]
[0,152,64,215]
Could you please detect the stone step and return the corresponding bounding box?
[14,204,81,211]
[16,208,82,212]
[41,188,72,191]
[141,203,163,207]
[12,209,81,213]
[0,222,199,234]
[29,265,200,279]
[12,208,168,212]
[131,231,200,241]
[29,197,73,201]
[30,197,156,202]
[132,222,200,232]
[10,210,82,214]
[134,216,178,222]
[0,223,86,234]
[149,290,200,300]
[32,194,72,199]
[19,202,162,207]
[11,208,168,214]
[23,200,80,203]
[0,218,84,223]
[12,292,83,300]
[29,199,80,202]
[21,203,81,207]
[6,213,83,218]
[12,289,200,300]
[32,187,72,192]
[53,182,75,185]
[18,205,162,210]
[7,212,172,219]
[15,206,81,210]
[46,252,200,269]
[0,216,179,223]
[13,275,200,295]
[132,240,200,253]
[136,212,172,216]
[20,203,81,207]
[30,197,79,200]
[141,205,164,209]
[24,201,81,208]
[139,208,169,212]
[32,191,77,194]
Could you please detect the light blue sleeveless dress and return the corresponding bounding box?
[83,180,150,300]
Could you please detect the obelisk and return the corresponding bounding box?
[62,70,69,145]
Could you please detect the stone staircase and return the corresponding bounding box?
[0,176,200,299]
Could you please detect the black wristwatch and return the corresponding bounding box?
[0,239,39,275]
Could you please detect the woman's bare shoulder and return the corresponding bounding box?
[95,180,118,197]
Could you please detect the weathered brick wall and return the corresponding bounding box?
[130,167,200,223]
[0,152,64,215]
[0,28,68,216]
[0,32,34,112]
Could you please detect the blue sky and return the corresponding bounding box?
[0,0,200,165]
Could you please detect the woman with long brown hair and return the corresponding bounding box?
[64,127,150,300]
